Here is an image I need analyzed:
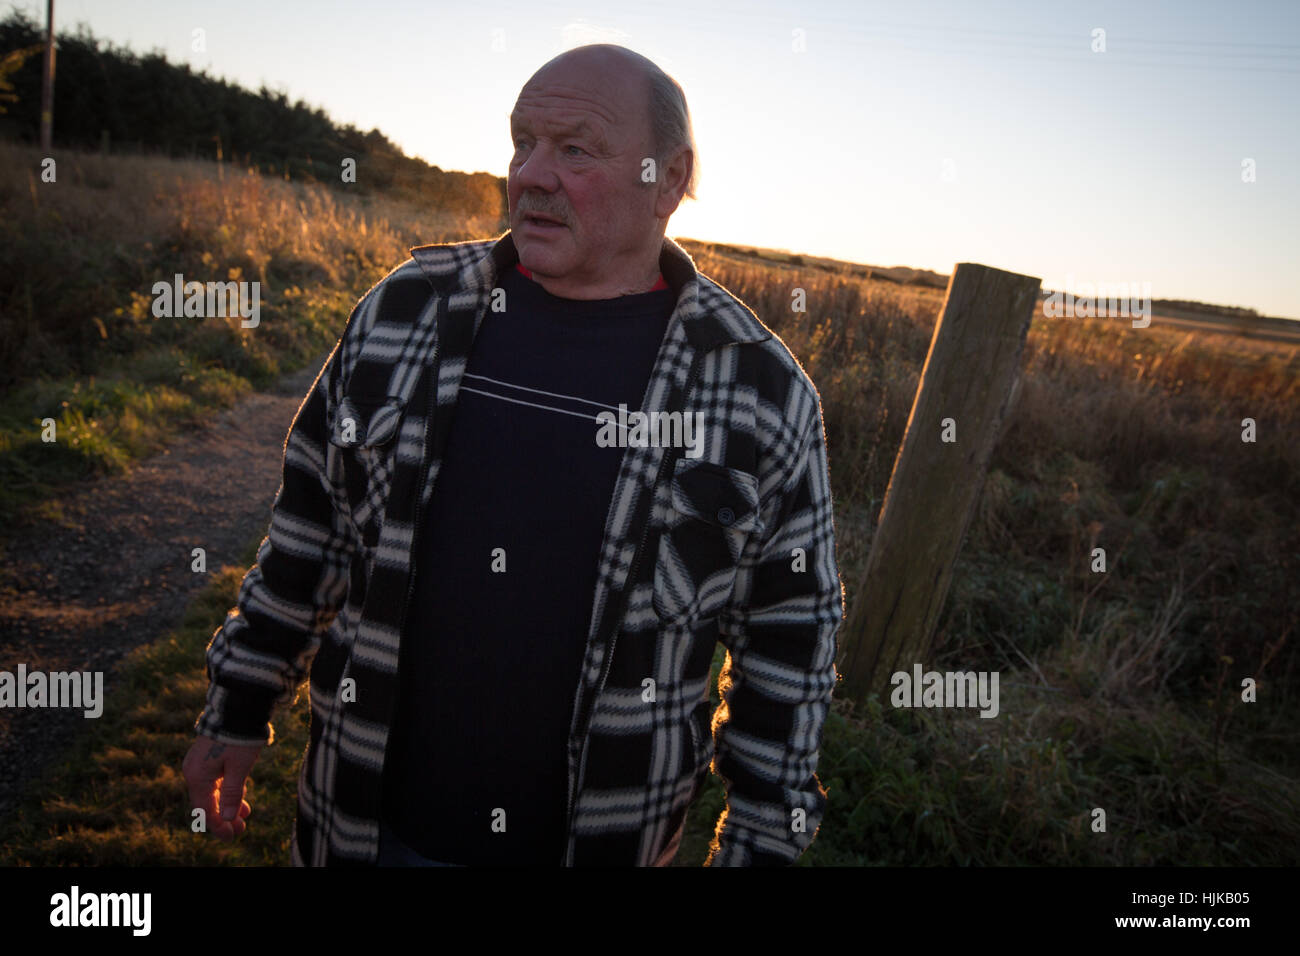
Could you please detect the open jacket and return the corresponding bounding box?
[196,231,844,866]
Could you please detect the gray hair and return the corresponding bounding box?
[647,67,699,201]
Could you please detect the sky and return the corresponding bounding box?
[15,0,1300,318]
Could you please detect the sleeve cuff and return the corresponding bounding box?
[194,684,277,746]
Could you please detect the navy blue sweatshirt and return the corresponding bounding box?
[380,265,675,865]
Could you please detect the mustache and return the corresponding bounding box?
[515,197,570,224]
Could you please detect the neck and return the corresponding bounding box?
[522,259,664,300]
[514,229,668,299]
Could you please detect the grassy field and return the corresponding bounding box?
[1,145,1297,866]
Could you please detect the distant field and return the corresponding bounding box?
[1147,308,1300,344]
[680,237,1300,345]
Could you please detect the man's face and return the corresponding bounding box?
[507,54,659,297]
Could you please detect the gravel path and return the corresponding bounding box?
[0,356,328,816]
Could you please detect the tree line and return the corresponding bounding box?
[0,11,505,222]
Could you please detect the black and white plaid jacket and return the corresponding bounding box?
[196,231,844,866]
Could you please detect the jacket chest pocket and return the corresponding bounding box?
[652,459,762,625]
[329,393,404,554]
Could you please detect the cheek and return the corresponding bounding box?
[566,181,608,221]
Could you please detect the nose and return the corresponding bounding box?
[512,141,561,195]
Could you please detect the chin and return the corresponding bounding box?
[518,246,570,275]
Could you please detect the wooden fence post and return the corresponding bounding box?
[838,262,1041,704]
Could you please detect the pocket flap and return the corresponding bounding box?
[669,459,761,534]
[330,393,405,449]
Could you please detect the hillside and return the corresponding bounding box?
[0,11,506,222]
[0,138,501,527]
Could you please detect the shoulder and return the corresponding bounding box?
[346,235,502,340]
[408,237,499,287]
[348,256,438,339]
[695,269,825,430]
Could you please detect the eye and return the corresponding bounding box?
[564,144,587,156]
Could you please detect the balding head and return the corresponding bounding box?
[525,45,698,200]
[507,44,696,299]
[529,43,655,86]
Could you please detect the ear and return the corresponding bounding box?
[654,144,693,218]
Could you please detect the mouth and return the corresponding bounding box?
[520,213,568,229]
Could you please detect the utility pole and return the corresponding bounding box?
[39,0,54,151]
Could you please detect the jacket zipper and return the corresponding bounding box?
[562,348,704,864]
[373,319,440,854]
[401,335,439,640]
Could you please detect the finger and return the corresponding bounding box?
[218,774,247,822]
[184,756,220,823]
[229,799,253,838]
[207,780,236,842]
[189,774,225,840]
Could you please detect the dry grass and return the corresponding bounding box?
[672,241,1299,864]
[0,140,500,527]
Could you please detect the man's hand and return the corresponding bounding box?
[182,735,261,842]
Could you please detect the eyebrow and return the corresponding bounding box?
[511,115,602,143]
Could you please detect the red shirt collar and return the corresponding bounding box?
[516,263,668,292]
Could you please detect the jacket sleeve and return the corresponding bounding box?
[193,339,356,746]
[705,386,844,866]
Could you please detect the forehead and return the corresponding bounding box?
[510,76,646,140]
[509,106,603,138]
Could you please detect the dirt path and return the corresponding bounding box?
[0,356,329,816]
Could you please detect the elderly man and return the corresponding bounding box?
[183,43,843,866]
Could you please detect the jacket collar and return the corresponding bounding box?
[409,230,770,352]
